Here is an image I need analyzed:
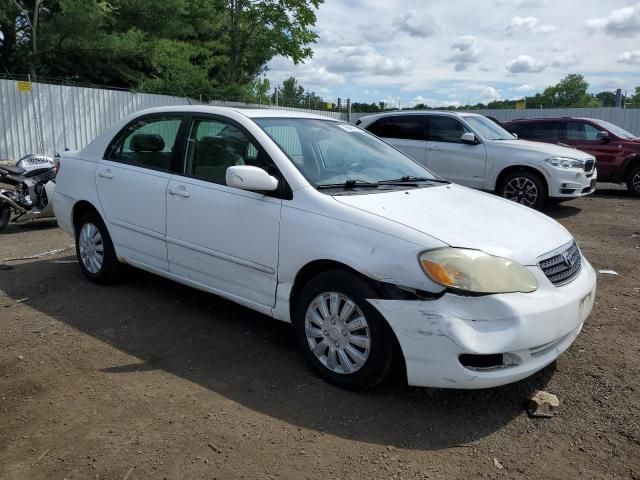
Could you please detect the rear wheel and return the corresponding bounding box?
[75,212,119,284]
[0,204,10,231]
[626,164,640,196]
[498,170,546,210]
[294,270,395,390]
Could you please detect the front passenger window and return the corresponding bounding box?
[185,118,275,186]
[428,116,469,143]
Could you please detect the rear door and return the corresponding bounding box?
[425,115,486,188]
[165,115,282,308]
[97,114,186,271]
[374,115,427,166]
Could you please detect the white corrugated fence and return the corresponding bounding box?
[0,79,344,161]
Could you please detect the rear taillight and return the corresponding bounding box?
[55,159,61,175]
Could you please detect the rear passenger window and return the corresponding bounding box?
[529,122,565,141]
[107,116,182,171]
[428,116,469,143]
[184,118,276,186]
[380,116,426,140]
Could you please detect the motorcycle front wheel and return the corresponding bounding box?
[0,204,10,231]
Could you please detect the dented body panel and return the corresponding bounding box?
[369,260,596,388]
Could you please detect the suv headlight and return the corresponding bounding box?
[545,156,585,169]
[419,248,538,294]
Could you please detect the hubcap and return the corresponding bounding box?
[503,177,538,207]
[78,223,104,274]
[633,171,640,192]
[304,292,371,375]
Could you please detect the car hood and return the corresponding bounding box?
[333,184,573,265]
[490,139,594,159]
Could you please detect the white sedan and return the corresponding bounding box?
[53,106,596,390]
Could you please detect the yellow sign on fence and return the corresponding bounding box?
[16,81,32,92]
[515,101,526,110]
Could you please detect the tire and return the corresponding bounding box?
[626,164,640,196]
[293,269,395,390]
[75,211,119,284]
[0,204,9,231]
[498,170,547,210]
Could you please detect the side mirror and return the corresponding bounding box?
[596,131,610,142]
[460,132,478,144]
[512,133,518,139]
[226,165,278,192]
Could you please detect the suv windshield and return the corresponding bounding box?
[592,119,636,139]
[254,118,438,188]
[463,115,515,140]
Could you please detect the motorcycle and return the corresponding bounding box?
[0,154,58,231]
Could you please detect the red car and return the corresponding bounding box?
[504,117,640,195]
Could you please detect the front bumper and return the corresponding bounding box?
[368,257,597,389]
[548,167,597,199]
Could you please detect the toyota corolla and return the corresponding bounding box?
[53,106,596,390]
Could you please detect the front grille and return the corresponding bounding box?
[584,159,595,173]
[538,241,582,286]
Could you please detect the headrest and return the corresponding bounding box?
[199,136,226,149]
[130,134,165,152]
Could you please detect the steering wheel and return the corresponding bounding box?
[348,162,366,172]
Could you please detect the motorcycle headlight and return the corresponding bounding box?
[419,248,538,294]
[545,156,585,169]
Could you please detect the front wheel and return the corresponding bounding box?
[498,170,547,210]
[0,204,10,231]
[75,212,120,284]
[294,270,395,390]
[626,164,640,196]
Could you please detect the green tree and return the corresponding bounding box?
[275,76,305,106]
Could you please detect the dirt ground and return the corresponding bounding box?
[0,185,639,480]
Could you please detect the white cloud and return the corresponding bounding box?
[516,83,537,91]
[550,54,581,68]
[321,46,410,76]
[468,85,502,103]
[408,96,462,108]
[446,35,482,71]
[393,10,439,37]
[505,55,547,73]
[507,16,558,35]
[586,3,640,37]
[617,50,640,64]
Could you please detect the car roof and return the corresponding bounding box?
[358,110,484,122]
[506,117,600,123]
[126,105,341,121]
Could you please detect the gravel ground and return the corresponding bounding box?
[0,185,638,480]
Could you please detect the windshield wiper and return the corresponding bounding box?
[317,179,380,190]
[377,176,450,185]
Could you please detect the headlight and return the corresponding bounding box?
[545,156,585,169]
[419,248,538,294]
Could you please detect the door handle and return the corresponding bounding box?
[98,170,113,179]
[169,186,191,198]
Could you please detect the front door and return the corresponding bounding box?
[96,114,185,271]
[562,121,618,180]
[426,115,486,188]
[166,116,282,308]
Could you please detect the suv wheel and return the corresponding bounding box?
[75,212,120,284]
[294,270,395,390]
[626,164,640,196]
[498,170,546,210]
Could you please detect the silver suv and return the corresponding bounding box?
[357,111,597,210]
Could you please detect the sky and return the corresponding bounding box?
[266,0,640,108]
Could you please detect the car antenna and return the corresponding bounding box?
[179,85,193,105]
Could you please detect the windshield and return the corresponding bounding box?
[254,118,438,187]
[463,115,515,140]
[592,119,636,139]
